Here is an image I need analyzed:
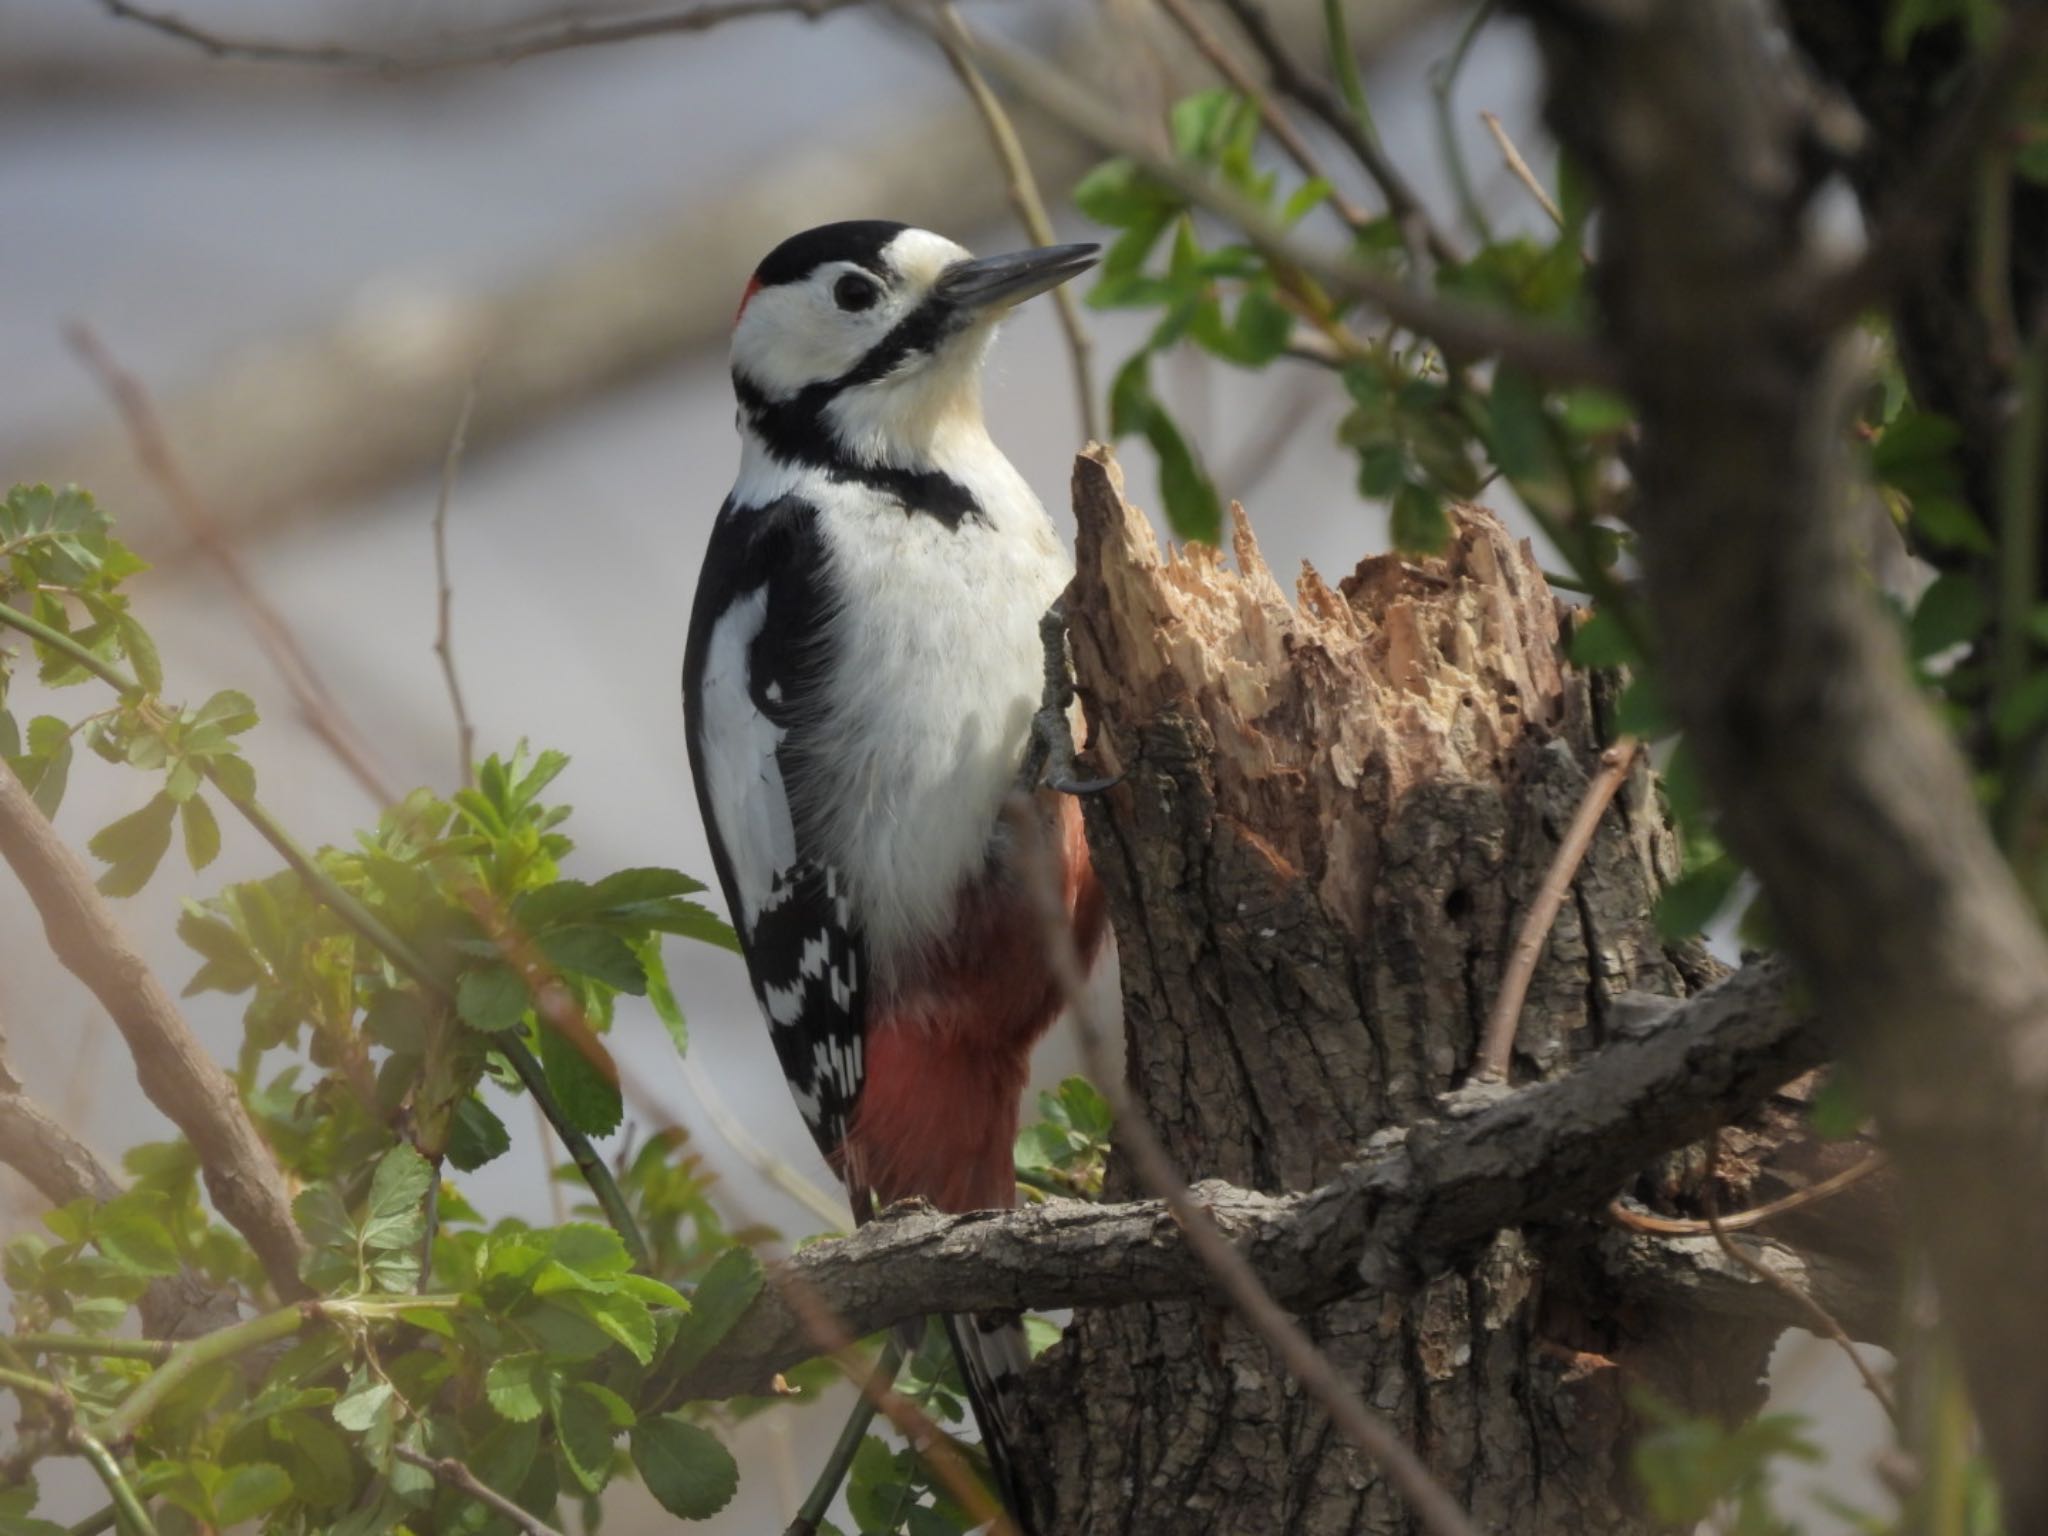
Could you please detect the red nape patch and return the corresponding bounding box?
[734,274,763,327]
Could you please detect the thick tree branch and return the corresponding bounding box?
[666,961,1817,1399]
[0,761,308,1300]
[1517,0,2048,1520]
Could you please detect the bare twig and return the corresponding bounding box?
[1150,0,1374,232]
[1605,1150,1885,1236]
[1472,736,1640,1083]
[930,3,1101,444]
[1480,111,1563,231]
[681,1055,849,1230]
[1005,800,1484,1536]
[934,21,1617,386]
[0,760,309,1299]
[97,0,864,74]
[431,379,480,793]
[1430,0,1497,241]
[393,1446,570,1536]
[1211,0,1460,270]
[1703,1134,1897,1420]
[64,323,395,807]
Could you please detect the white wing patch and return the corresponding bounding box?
[695,587,797,927]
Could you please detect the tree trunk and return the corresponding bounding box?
[1021,448,1787,1534]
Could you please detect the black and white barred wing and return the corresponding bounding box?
[682,496,866,1165]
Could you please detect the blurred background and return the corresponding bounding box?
[0,1,1884,1528]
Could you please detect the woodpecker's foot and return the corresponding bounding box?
[1023,598,1122,797]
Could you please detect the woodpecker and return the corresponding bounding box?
[681,220,1108,1528]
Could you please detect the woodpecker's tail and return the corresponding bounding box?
[943,1310,1039,1534]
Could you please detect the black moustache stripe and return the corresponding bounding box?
[733,304,987,532]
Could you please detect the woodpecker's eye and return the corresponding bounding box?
[834,272,880,312]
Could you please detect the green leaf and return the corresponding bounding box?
[663,1246,759,1377]
[360,1144,433,1253]
[88,791,176,897]
[539,1023,623,1138]
[457,965,529,1033]
[331,1372,394,1433]
[293,1185,355,1255]
[205,750,256,802]
[631,1416,740,1521]
[190,688,260,736]
[1390,483,1448,555]
[551,1223,634,1281]
[446,1095,511,1173]
[1108,353,1221,544]
[555,1383,623,1495]
[1280,177,1333,225]
[643,938,688,1057]
[116,614,162,694]
[178,794,221,871]
[485,1353,548,1423]
[95,1190,180,1275]
[2001,671,2048,741]
[540,926,646,994]
[1073,158,1176,230]
[1615,672,1675,738]
[1054,1077,1112,1140]
[1808,1069,1867,1140]
[1569,608,1636,670]
[213,1462,292,1526]
[1654,854,1742,940]
[1909,572,1988,659]
[551,1290,656,1364]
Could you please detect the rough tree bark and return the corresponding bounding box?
[1018,449,1810,1534]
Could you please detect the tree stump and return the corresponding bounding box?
[1023,447,1778,1534]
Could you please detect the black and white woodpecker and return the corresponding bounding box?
[681,221,1109,1528]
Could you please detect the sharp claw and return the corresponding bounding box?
[1048,769,1122,797]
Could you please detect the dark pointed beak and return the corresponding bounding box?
[936,242,1100,313]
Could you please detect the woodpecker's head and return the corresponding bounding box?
[731,220,1096,468]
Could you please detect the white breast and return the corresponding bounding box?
[796,439,1069,974]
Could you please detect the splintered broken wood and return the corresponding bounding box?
[1029,447,1784,1536]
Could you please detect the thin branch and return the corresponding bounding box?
[927,19,1617,387]
[1703,1134,1897,1421]
[1480,111,1563,231]
[431,379,480,792]
[1003,796,1483,1536]
[783,1340,903,1536]
[65,322,396,807]
[927,4,1100,445]
[1150,0,1373,232]
[95,1294,453,1446]
[681,1055,849,1230]
[1605,1150,1885,1236]
[1472,736,1640,1083]
[11,1336,174,1364]
[1430,0,1497,242]
[96,0,865,74]
[1211,0,1460,269]
[393,1446,569,1536]
[72,1430,159,1536]
[0,759,309,1301]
